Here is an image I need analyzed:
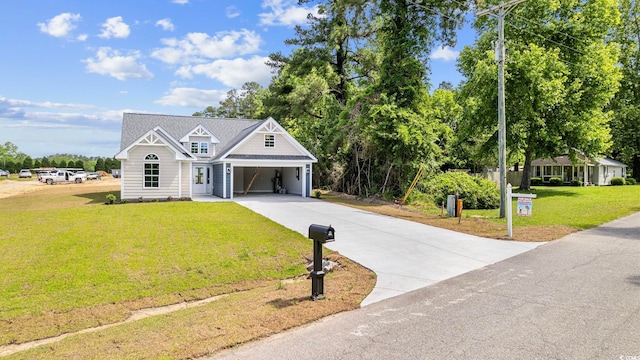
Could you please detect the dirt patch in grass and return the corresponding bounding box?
[320,191,578,242]
[0,253,375,359]
[0,177,121,200]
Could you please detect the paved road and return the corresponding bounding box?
[233,195,542,305]
[211,211,640,359]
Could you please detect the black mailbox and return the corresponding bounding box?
[308,224,335,243]
[308,224,335,300]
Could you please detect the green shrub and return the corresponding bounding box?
[570,179,583,187]
[531,177,543,186]
[422,172,499,209]
[610,177,626,186]
[105,193,116,204]
[549,177,563,186]
[626,177,636,185]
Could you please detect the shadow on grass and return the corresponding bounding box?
[267,296,310,309]
[74,190,121,205]
[515,187,581,198]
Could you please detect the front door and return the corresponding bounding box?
[193,165,211,195]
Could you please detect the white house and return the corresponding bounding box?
[115,113,317,200]
[530,154,627,185]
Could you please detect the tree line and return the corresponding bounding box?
[194,0,639,196]
[0,142,120,174]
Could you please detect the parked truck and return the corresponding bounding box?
[39,170,87,185]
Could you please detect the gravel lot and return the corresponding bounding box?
[0,177,120,199]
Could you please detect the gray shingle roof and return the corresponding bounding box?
[120,113,265,156]
[531,154,627,167]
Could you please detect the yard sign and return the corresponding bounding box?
[506,184,536,237]
[517,197,532,217]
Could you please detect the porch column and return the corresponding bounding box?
[583,160,588,185]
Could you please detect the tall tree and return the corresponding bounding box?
[22,156,33,170]
[94,158,105,172]
[610,0,640,180]
[338,0,470,195]
[193,82,266,119]
[458,0,621,189]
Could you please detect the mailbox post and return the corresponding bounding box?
[308,224,335,300]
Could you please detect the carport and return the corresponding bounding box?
[232,166,303,196]
[222,156,314,199]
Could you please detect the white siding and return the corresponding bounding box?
[180,161,190,197]
[234,133,304,156]
[121,146,181,199]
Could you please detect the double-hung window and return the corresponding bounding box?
[144,154,159,188]
[190,142,209,154]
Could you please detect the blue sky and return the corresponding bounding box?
[0,0,475,158]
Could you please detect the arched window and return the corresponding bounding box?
[144,154,159,188]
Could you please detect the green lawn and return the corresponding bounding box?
[0,190,311,335]
[464,185,640,229]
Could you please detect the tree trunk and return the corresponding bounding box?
[520,149,533,190]
[634,154,640,181]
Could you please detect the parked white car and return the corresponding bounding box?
[39,170,86,184]
[19,169,32,178]
[0,169,9,177]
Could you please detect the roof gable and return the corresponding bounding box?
[216,117,318,162]
[179,124,221,144]
[115,126,195,160]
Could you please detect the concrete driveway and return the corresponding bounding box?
[230,194,544,306]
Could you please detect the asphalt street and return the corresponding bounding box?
[211,211,640,359]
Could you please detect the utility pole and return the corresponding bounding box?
[476,0,527,218]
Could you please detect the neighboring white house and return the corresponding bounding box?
[530,154,627,185]
[115,113,318,200]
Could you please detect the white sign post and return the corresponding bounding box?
[506,183,537,237]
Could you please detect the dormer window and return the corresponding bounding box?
[190,142,209,154]
[264,134,275,148]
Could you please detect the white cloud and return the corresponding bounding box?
[259,0,322,27]
[176,56,272,88]
[83,47,153,81]
[172,0,189,4]
[38,13,81,38]
[155,18,175,31]
[0,96,94,112]
[0,97,138,157]
[155,88,228,107]
[77,34,88,41]
[151,29,262,64]
[226,6,241,18]
[431,46,459,61]
[98,16,130,39]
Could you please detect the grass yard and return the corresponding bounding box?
[322,185,640,241]
[467,185,640,228]
[0,182,374,359]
